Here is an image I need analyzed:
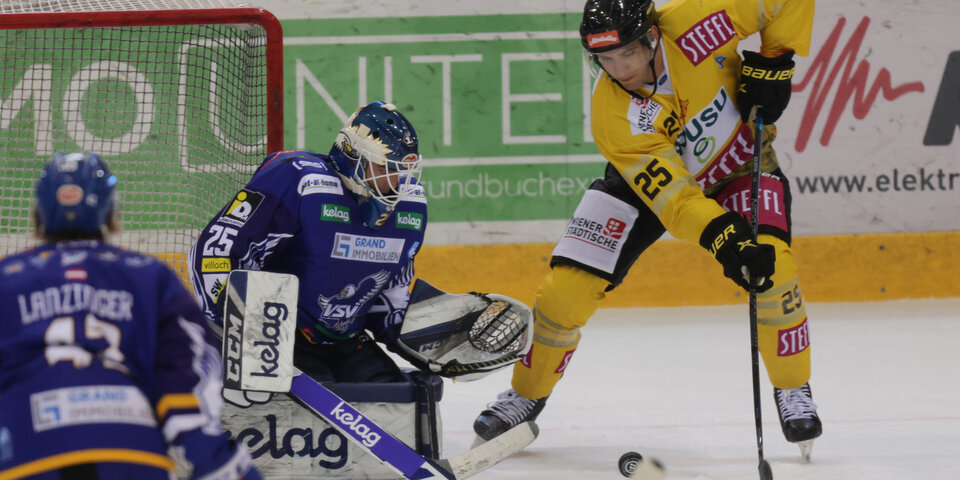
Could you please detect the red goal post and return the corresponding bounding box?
[0,0,284,281]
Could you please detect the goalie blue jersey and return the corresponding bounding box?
[189,150,427,345]
[0,241,227,477]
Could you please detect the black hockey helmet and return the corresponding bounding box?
[580,0,659,54]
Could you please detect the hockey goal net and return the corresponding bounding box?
[0,0,283,281]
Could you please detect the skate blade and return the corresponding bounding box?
[798,439,815,462]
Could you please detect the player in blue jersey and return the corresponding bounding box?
[0,153,262,480]
[190,101,428,384]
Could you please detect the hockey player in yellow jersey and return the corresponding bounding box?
[474,0,822,455]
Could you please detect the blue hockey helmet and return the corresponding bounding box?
[329,102,422,212]
[35,152,117,235]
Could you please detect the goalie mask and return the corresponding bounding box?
[35,152,117,236]
[329,101,422,229]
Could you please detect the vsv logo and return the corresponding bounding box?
[233,415,347,469]
[249,302,287,379]
[330,401,382,448]
[321,303,361,319]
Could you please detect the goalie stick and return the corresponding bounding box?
[288,369,538,480]
[221,269,538,480]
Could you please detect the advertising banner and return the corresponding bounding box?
[2,1,956,247]
[272,0,960,243]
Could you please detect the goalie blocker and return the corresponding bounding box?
[217,271,533,479]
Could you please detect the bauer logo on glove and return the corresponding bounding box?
[699,212,776,292]
[737,50,796,123]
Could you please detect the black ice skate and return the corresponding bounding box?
[473,388,547,442]
[774,382,822,460]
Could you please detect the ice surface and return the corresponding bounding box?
[435,298,960,479]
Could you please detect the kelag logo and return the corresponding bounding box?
[233,414,347,468]
[331,401,382,448]
[395,212,423,230]
[249,302,288,380]
[321,204,350,223]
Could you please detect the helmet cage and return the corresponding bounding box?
[329,102,422,209]
[333,124,422,208]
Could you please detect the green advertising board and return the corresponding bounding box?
[1,14,604,241]
[281,13,605,224]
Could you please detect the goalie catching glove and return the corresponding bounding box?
[700,211,776,292]
[390,279,533,381]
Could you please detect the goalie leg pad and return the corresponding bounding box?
[222,372,444,479]
[513,264,609,400]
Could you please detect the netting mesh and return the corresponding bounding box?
[1,0,251,14]
[1,2,277,283]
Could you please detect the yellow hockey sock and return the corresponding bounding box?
[512,265,609,399]
[756,234,811,389]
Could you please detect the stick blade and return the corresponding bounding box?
[443,421,538,479]
[759,459,774,480]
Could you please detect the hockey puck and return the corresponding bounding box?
[618,451,666,479]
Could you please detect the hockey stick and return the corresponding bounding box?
[288,369,538,480]
[749,109,774,480]
[222,270,538,480]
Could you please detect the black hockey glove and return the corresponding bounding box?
[738,50,796,124]
[699,211,776,292]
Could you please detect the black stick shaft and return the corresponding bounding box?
[750,109,773,480]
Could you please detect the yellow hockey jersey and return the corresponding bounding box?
[591,0,814,243]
